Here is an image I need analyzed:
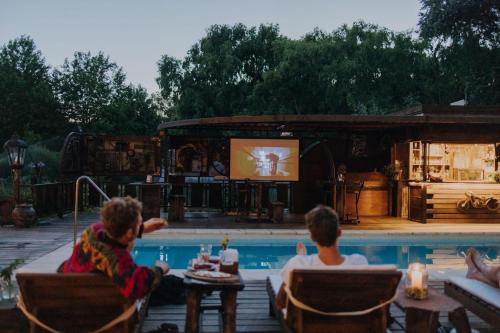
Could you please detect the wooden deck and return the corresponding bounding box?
[143,280,495,333]
[0,211,498,332]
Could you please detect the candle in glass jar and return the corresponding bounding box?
[411,270,423,289]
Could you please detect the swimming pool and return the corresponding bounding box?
[132,235,500,269]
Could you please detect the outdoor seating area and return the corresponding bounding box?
[445,277,500,330]
[2,1,500,332]
[0,211,498,332]
[16,272,148,333]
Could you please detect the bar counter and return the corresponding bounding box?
[408,182,500,223]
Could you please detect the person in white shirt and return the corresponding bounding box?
[276,205,368,309]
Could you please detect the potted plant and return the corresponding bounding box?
[220,235,230,250]
[494,171,500,184]
[0,259,23,300]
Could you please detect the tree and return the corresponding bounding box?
[157,24,281,119]
[53,51,126,129]
[54,51,164,135]
[253,22,438,115]
[159,22,439,117]
[0,36,66,143]
[419,0,500,104]
[93,84,163,135]
[419,0,499,47]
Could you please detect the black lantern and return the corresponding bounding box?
[3,134,28,204]
[3,133,28,169]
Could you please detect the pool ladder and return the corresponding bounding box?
[73,176,110,246]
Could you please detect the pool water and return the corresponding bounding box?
[132,236,500,269]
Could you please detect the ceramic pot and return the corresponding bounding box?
[12,204,37,228]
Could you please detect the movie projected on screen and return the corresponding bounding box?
[230,138,299,181]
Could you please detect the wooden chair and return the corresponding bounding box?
[16,272,148,333]
[445,276,500,330]
[267,266,402,333]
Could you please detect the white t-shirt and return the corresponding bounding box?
[280,254,368,286]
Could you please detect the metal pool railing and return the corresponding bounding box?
[73,176,110,246]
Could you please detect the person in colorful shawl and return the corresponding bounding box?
[58,196,173,301]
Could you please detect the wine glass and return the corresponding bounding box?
[200,244,212,263]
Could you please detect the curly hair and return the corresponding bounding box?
[101,197,142,238]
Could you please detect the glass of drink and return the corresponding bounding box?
[200,244,212,263]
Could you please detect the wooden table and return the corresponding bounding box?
[184,273,245,333]
[394,284,472,333]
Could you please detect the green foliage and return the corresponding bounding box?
[158,22,443,117]
[24,145,61,182]
[53,51,126,129]
[0,259,24,284]
[0,36,67,143]
[0,144,60,183]
[157,24,281,119]
[418,0,500,104]
[93,84,164,135]
[419,0,499,46]
[53,51,163,135]
[0,178,13,199]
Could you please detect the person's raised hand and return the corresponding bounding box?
[155,260,170,275]
[143,218,168,234]
[296,242,307,255]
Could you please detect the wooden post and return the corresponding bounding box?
[185,289,202,333]
[221,290,238,333]
[405,307,439,333]
[168,194,185,222]
[421,185,427,223]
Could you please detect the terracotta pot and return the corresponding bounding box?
[12,204,37,228]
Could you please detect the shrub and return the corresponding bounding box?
[0,144,61,183]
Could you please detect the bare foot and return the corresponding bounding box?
[469,248,488,272]
[466,270,496,286]
[465,250,479,278]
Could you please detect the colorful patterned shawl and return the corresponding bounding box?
[58,223,162,301]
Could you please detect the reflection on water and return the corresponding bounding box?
[132,243,500,270]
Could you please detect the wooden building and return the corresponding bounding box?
[157,105,500,223]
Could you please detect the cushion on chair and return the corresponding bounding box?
[448,276,500,309]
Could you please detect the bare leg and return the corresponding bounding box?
[465,249,493,285]
[469,248,500,287]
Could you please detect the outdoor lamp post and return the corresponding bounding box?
[3,134,36,227]
[3,133,28,204]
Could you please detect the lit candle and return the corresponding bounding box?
[411,270,423,289]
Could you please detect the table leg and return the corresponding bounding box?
[220,290,238,333]
[185,288,202,333]
[448,307,471,333]
[405,307,440,333]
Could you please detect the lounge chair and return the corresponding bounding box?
[267,265,401,333]
[445,276,500,330]
[16,272,149,333]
